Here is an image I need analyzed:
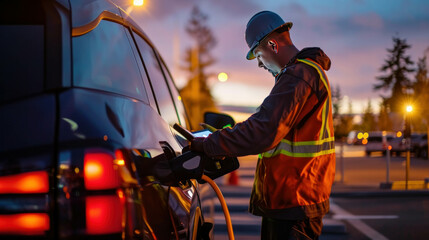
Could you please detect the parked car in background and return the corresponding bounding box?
[0,1,214,239]
[347,130,368,145]
[389,136,406,156]
[365,131,394,156]
[412,134,428,159]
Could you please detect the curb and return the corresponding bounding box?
[331,189,429,198]
[214,218,347,235]
[322,219,347,234]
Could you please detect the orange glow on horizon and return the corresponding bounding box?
[0,171,49,194]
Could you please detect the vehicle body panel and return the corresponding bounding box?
[365,131,394,156]
[0,0,211,239]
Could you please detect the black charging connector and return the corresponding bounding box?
[172,123,240,184]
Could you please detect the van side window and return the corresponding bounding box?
[0,25,44,103]
[73,20,148,103]
[133,35,179,126]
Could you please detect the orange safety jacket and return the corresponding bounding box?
[201,47,336,220]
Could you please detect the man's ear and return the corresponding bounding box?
[268,40,278,53]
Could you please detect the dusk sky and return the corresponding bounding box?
[114,0,429,114]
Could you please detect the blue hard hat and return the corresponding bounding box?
[245,11,292,60]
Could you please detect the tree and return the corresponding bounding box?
[347,99,353,115]
[332,89,354,139]
[179,6,218,130]
[360,99,377,132]
[374,37,415,113]
[332,85,342,121]
[335,115,354,139]
[412,56,429,132]
[378,98,392,131]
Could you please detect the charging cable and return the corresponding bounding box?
[201,175,234,240]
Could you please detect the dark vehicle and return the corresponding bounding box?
[364,131,394,156]
[389,137,406,156]
[0,1,219,239]
[413,134,428,159]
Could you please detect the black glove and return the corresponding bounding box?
[190,137,205,153]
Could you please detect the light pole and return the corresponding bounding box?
[404,105,413,190]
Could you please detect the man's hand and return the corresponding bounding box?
[190,137,205,153]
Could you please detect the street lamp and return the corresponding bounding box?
[404,104,413,138]
[133,0,144,6]
[404,104,413,190]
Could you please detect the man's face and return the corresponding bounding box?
[253,43,279,77]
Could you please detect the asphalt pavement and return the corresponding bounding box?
[211,144,429,239]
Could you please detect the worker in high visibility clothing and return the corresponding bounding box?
[191,11,335,240]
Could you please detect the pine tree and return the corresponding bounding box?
[332,90,354,139]
[332,85,342,121]
[361,99,376,131]
[179,6,218,130]
[378,98,392,131]
[374,37,414,113]
[412,56,429,132]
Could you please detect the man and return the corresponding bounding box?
[191,11,335,240]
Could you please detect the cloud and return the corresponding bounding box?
[352,12,384,30]
[203,0,260,17]
[277,2,308,19]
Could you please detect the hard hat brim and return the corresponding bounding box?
[246,22,293,60]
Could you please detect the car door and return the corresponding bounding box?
[129,27,204,239]
[63,2,192,237]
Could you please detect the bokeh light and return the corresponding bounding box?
[218,72,228,82]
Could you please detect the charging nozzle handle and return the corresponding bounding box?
[173,123,194,141]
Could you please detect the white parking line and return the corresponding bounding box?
[333,215,398,220]
[330,202,390,240]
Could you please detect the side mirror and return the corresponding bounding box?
[203,112,235,129]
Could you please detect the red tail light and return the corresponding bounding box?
[86,195,122,234]
[0,213,49,235]
[0,171,49,194]
[84,152,121,190]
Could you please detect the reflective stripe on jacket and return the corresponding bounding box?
[201,47,336,220]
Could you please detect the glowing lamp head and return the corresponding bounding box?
[406,105,413,113]
[133,0,144,6]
